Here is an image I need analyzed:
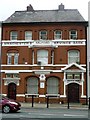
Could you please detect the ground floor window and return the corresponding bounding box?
[47,77,59,94]
[27,77,38,94]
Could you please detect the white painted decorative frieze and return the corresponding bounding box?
[2,39,86,47]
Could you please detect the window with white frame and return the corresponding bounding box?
[27,77,38,94]
[39,31,47,40]
[51,50,54,64]
[13,74,19,78]
[25,31,32,40]
[47,77,59,94]
[14,53,19,65]
[7,53,12,65]
[68,50,80,64]
[6,74,12,78]
[69,30,77,39]
[6,73,19,79]
[66,73,73,79]
[37,50,48,65]
[54,30,62,39]
[10,31,18,40]
[66,73,81,79]
[32,50,34,64]
[74,73,81,79]
[7,53,19,65]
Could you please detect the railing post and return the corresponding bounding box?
[67,85,70,109]
[89,97,90,109]
[32,95,34,107]
[47,96,49,108]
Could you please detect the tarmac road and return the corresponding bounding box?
[1,107,89,120]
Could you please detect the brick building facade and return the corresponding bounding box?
[1,4,88,104]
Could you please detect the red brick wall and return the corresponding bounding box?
[1,22,87,103]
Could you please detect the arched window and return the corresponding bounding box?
[37,50,48,65]
[39,30,47,40]
[27,77,38,94]
[47,77,59,94]
[68,50,80,64]
[69,30,77,39]
[10,31,18,40]
[7,53,19,65]
[25,31,32,40]
[54,30,62,39]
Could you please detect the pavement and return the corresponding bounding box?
[20,102,89,110]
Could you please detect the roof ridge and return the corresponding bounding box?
[15,9,78,13]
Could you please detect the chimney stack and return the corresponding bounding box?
[27,4,34,11]
[58,3,65,10]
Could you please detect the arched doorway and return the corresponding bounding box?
[8,83,16,100]
[67,83,79,103]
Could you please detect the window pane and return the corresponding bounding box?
[7,53,19,65]
[39,31,47,40]
[69,30,77,39]
[54,30,62,39]
[47,77,59,94]
[10,31,18,40]
[6,74,12,78]
[74,74,80,79]
[13,74,19,78]
[14,54,18,64]
[27,77,38,94]
[68,50,79,64]
[25,31,32,40]
[67,74,73,79]
[7,55,12,64]
[37,50,48,65]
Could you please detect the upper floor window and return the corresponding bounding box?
[10,31,18,40]
[7,53,12,65]
[68,50,80,64]
[66,73,81,79]
[39,31,47,40]
[13,74,19,78]
[7,53,19,65]
[69,30,77,39]
[6,73,19,78]
[51,50,54,64]
[25,31,32,40]
[6,74,12,78]
[37,50,48,65]
[54,30,62,39]
[14,53,19,64]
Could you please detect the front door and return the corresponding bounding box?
[67,83,79,103]
[8,83,16,100]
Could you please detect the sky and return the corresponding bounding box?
[0,0,90,21]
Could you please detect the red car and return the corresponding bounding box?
[0,95,21,113]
